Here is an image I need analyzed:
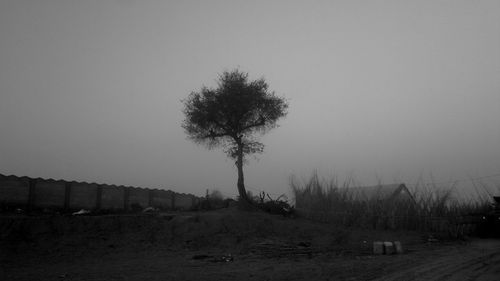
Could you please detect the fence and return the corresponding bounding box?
[0,174,201,211]
[294,207,483,238]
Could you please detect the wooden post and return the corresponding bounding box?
[28,179,36,210]
[123,187,130,211]
[191,196,197,209]
[64,182,72,210]
[148,189,154,207]
[96,185,103,210]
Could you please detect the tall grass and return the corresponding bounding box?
[291,172,491,237]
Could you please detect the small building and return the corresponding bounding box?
[346,183,415,203]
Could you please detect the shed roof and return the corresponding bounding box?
[345,183,414,202]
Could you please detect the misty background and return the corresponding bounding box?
[1,0,499,200]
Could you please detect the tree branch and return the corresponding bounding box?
[240,119,266,133]
[203,130,231,139]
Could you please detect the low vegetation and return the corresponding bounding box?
[291,172,492,239]
[196,190,235,210]
[247,191,295,217]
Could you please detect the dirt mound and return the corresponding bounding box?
[0,207,424,259]
[5,208,496,281]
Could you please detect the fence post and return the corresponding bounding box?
[191,196,196,209]
[28,179,36,210]
[148,189,154,207]
[123,187,130,211]
[96,185,102,210]
[64,182,72,210]
[171,193,176,210]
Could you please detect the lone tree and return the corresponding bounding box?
[182,69,288,203]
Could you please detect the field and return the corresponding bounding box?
[1,207,500,281]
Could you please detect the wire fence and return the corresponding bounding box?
[295,207,485,238]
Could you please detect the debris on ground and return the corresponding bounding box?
[250,240,317,257]
[373,241,404,255]
[384,241,395,254]
[373,241,384,255]
[191,254,233,262]
[255,192,295,217]
[426,235,439,243]
[72,209,91,216]
[394,241,404,254]
[142,207,158,213]
[212,254,233,262]
[192,254,212,260]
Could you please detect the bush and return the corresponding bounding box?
[198,189,227,210]
[251,191,295,217]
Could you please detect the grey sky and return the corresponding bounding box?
[1,0,499,198]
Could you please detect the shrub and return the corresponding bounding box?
[198,189,227,210]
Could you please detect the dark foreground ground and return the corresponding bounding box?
[1,208,499,281]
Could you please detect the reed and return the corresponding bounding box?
[291,172,491,237]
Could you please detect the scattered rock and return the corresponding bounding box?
[384,241,395,255]
[373,241,403,255]
[297,241,311,248]
[427,235,439,243]
[142,207,158,213]
[394,241,404,254]
[191,254,233,262]
[373,241,384,255]
[192,254,212,260]
[212,254,233,262]
[72,209,90,216]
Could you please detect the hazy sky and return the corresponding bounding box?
[1,0,499,199]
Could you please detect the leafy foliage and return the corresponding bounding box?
[182,69,288,160]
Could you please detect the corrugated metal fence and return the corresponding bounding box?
[0,174,201,211]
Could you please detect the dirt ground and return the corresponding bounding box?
[1,208,499,281]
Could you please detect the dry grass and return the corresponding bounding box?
[290,172,491,238]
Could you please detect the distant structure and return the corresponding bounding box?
[294,183,417,227]
[345,183,415,203]
[294,182,416,210]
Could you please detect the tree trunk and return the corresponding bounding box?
[235,141,250,203]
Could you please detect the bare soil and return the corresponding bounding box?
[1,208,499,281]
